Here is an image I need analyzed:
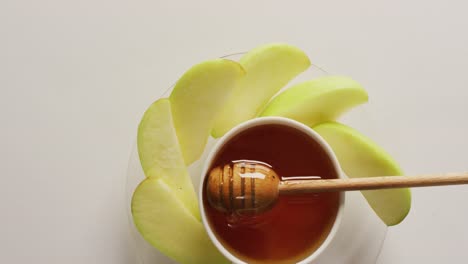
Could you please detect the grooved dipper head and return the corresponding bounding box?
[205,160,280,214]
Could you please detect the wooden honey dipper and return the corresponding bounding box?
[205,160,468,214]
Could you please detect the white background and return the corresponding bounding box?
[2,0,468,263]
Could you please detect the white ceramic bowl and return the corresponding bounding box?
[199,116,345,264]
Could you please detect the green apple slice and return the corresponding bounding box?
[211,43,311,138]
[313,122,411,226]
[260,76,368,127]
[170,59,245,165]
[137,98,199,219]
[132,178,229,264]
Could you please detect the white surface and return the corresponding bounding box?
[1,0,468,263]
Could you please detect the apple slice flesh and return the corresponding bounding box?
[132,178,229,264]
[313,122,411,226]
[170,59,245,165]
[137,98,199,219]
[211,43,311,138]
[260,76,368,127]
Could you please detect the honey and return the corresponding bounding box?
[203,124,340,264]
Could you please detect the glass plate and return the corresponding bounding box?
[126,53,387,264]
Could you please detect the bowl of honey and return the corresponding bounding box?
[200,117,344,264]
